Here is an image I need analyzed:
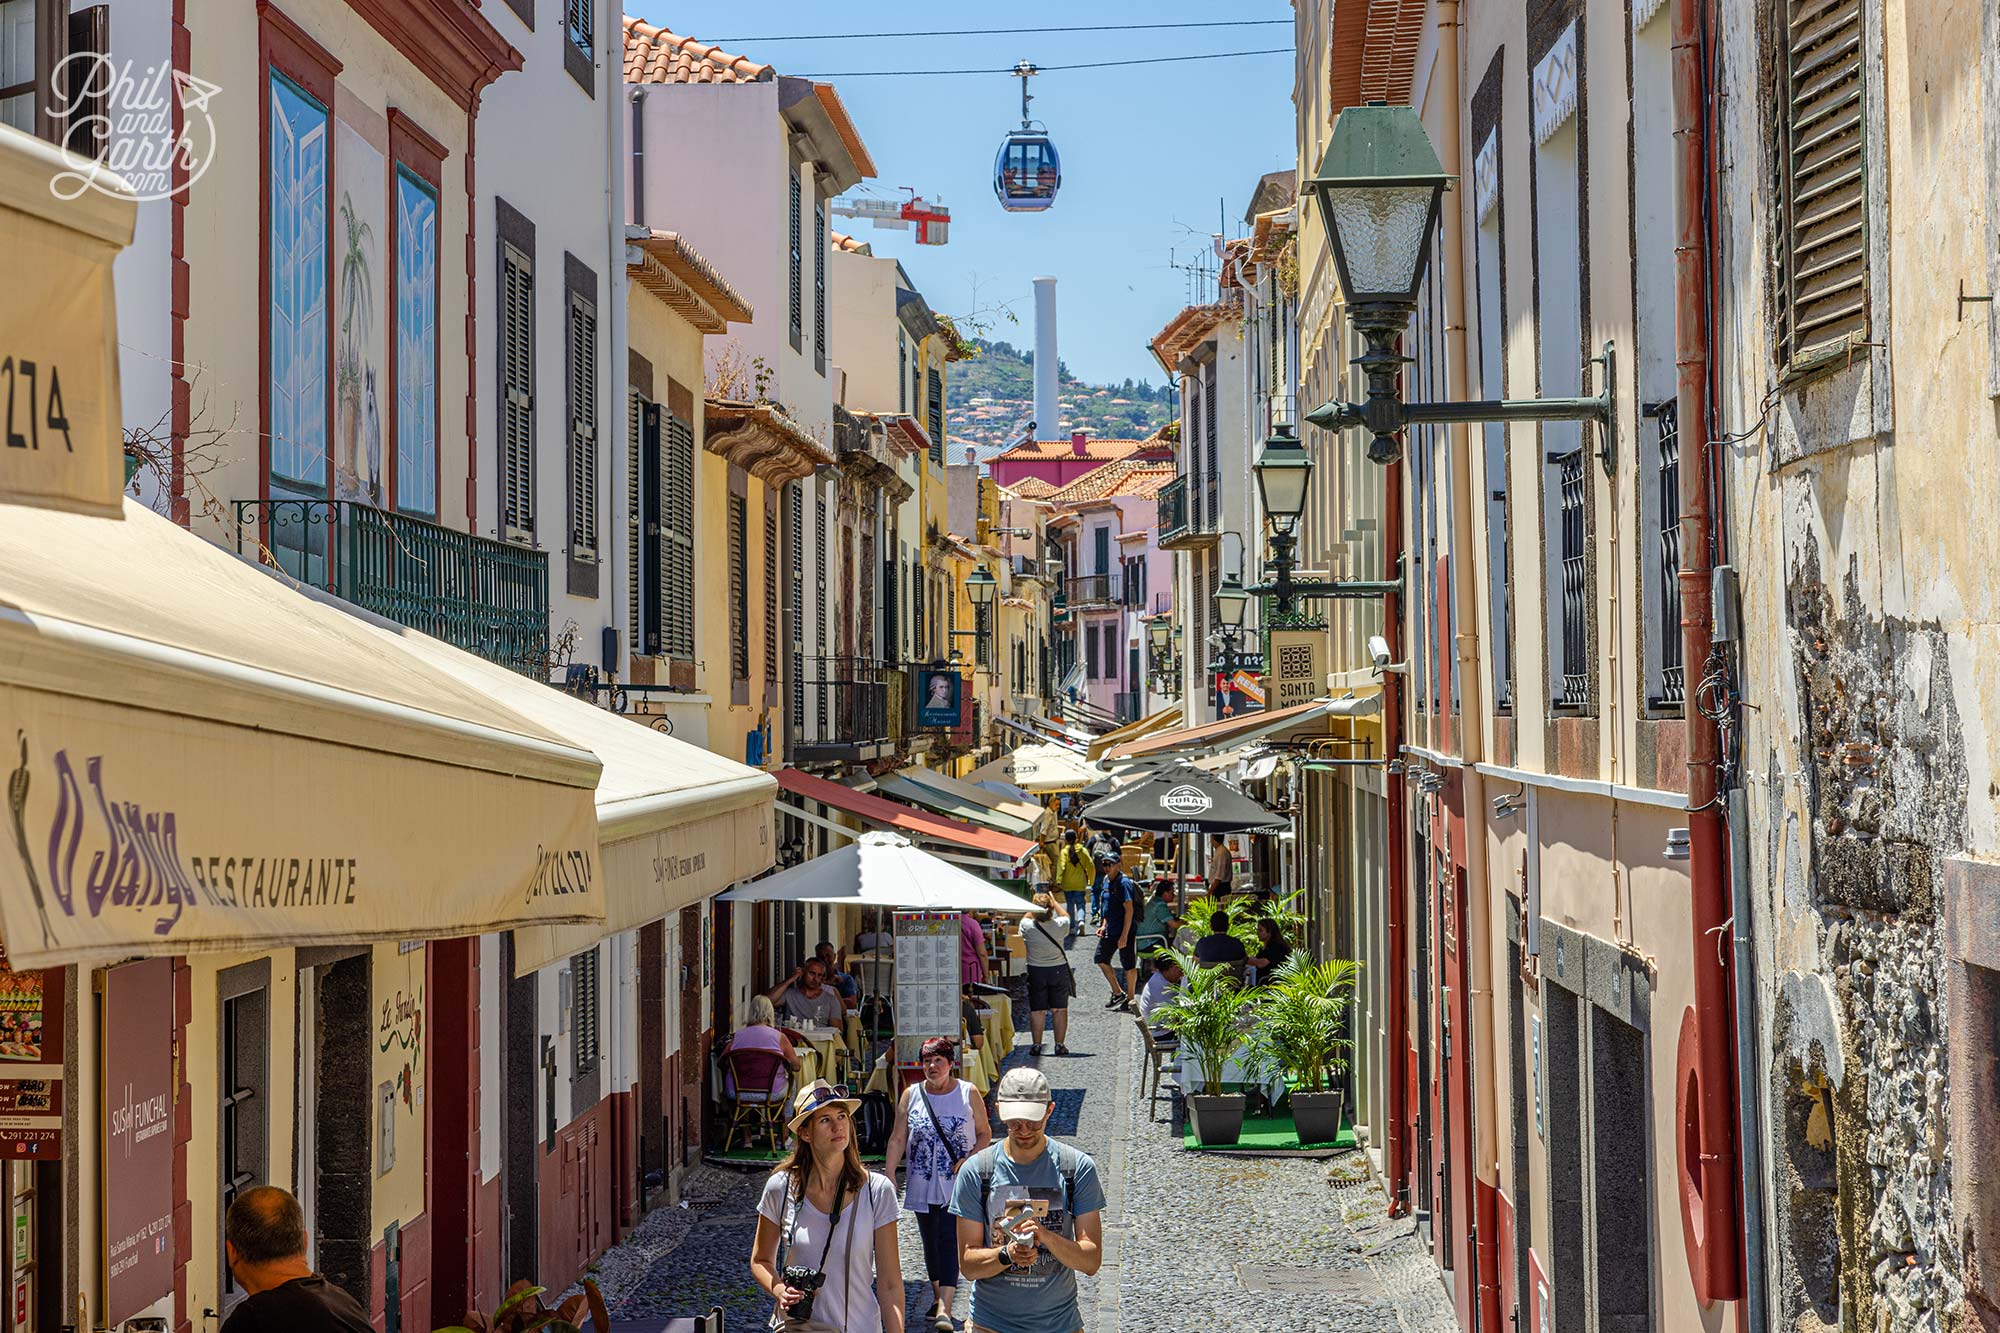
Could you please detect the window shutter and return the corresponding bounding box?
[501,249,535,542]
[571,949,599,1073]
[663,413,696,661]
[764,495,780,683]
[813,201,828,371]
[567,293,599,561]
[789,482,804,728]
[729,494,749,679]
[927,367,944,465]
[789,170,803,341]
[627,390,644,655]
[1776,0,1868,369]
[565,0,593,56]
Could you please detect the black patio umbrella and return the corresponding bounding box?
[1082,762,1288,835]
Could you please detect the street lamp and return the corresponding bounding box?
[1254,422,1313,533]
[1301,103,1614,468]
[966,565,998,607]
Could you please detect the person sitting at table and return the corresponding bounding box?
[1138,955,1184,1035]
[883,1037,991,1333]
[1192,910,1249,968]
[1135,883,1178,957]
[766,956,845,1029]
[724,996,802,1098]
[815,941,861,1011]
[1247,918,1292,980]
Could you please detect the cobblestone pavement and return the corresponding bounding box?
[591,931,1457,1333]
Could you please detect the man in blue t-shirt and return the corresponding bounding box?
[1091,853,1137,1011]
[952,1067,1105,1333]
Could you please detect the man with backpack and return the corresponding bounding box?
[1092,851,1138,1011]
[951,1067,1104,1333]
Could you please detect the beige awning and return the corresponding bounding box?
[965,743,1107,794]
[0,502,607,968]
[363,625,779,977]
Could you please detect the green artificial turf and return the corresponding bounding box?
[1181,1107,1356,1153]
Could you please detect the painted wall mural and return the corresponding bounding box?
[332,107,386,507]
[394,168,438,516]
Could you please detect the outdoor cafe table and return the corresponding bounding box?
[865,1028,993,1096]
[973,1000,1015,1056]
[793,1024,851,1084]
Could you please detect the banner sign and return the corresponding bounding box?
[915,668,963,729]
[0,952,61,1157]
[1269,631,1323,710]
[102,958,174,1324]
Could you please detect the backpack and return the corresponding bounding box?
[858,994,895,1039]
[968,1140,1082,1223]
[852,1089,895,1157]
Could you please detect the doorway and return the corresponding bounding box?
[1589,1008,1653,1331]
[298,951,371,1306]
[638,921,666,1207]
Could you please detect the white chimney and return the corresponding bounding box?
[1033,275,1058,440]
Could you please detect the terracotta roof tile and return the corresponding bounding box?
[1044,460,1177,506]
[624,17,773,85]
[831,231,873,255]
[1003,477,1058,500]
[1149,300,1240,371]
[989,435,1173,466]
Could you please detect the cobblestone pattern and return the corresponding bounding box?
[590,934,1457,1333]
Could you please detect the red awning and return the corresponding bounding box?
[773,768,1036,865]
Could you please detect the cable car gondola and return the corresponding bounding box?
[994,60,1060,212]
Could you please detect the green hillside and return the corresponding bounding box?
[946,339,1175,458]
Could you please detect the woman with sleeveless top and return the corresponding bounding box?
[750,1080,905,1333]
[882,1036,991,1332]
[726,995,802,1099]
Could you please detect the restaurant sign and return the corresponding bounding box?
[1269,631,1322,710]
[0,952,61,1157]
[914,668,963,729]
[102,958,173,1325]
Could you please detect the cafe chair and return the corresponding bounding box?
[721,1048,789,1152]
[1133,1013,1177,1116]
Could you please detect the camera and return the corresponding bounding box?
[783,1266,826,1321]
[1367,634,1406,674]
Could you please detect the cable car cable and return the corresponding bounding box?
[800,48,1291,78]
[709,19,1291,43]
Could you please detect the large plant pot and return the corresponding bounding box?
[1188,1092,1246,1146]
[1289,1088,1345,1147]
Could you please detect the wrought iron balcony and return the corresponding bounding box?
[234,499,549,671]
[793,656,906,763]
[1158,475,1189,541]
[1065,573,1113,607]
[1157,473,1219,550]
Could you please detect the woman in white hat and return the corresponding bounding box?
[751,1079,906,1333]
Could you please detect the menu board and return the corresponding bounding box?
[0,952,60,1157]
[893,912,960,1069]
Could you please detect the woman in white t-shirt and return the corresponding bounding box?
[751,1080,906,1333]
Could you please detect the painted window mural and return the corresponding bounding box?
[268,71,329,583]
[395,168,438,517]
[269,72,328,489]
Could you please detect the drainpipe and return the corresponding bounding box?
[1383,446,1410,1215]
[1670,0,1743,1306]
[1728,786,1771,1332]
[631,88,647,229]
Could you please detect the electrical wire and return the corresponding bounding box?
[797,49,1292,78]
[711,20,1292,42]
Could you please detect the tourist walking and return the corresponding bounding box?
[751,1080,907,1333]
[1052,832,1092,938]
[221,1186,372,1332]
[1020,890,1073,1055]
[950,1068,1105,1333]
[1092,852,1138,1010]
[883,1038,993,1332]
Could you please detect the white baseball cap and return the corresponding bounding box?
[994,1066,1053,1122]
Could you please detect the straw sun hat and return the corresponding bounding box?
[785,1078,861,1135]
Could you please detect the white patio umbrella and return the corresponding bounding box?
[965,741,1107,794]
[719,832,1043,914]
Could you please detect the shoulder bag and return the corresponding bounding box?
[1030,918,1078,997]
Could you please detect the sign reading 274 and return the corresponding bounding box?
[1,357,74,452]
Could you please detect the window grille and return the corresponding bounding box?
[1557,449,1589,708]
[1653,401,1685,707]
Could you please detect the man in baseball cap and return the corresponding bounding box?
[949,1067,1105,1333]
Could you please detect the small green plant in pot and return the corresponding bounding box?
[1245,953,1360,1147]
[1153,945,1262,1145]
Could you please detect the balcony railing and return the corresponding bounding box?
[793,656,905,761]
[235,499,549,671]
[1065,573,1113,606]
[1158,476,1189,541]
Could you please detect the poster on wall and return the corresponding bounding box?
[893,912,959,1071]
[101,958,173,1324]
[0,951,61,1157]
[1269,631,1322,710]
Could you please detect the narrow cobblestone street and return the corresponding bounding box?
[590,937,1455,1333]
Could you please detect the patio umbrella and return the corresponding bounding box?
[1081,761,1289,835]
[718,832,1042,914]
[965,742,1107,794]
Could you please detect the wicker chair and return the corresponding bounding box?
[1133,1012,1178,1116]
[721,1048,789,1152]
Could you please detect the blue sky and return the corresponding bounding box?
[625,3,1296,386]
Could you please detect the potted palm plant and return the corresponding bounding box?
[1152,945,1261,1145]
[1246,953,1360,1147]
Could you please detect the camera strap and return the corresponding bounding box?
[782,1172,850,1273]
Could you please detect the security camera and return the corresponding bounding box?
[1367,635,1407,674]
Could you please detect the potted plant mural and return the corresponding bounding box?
[1153,945,1261,1146]
[336,192,374,497]
[1245,953,1360,1147]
